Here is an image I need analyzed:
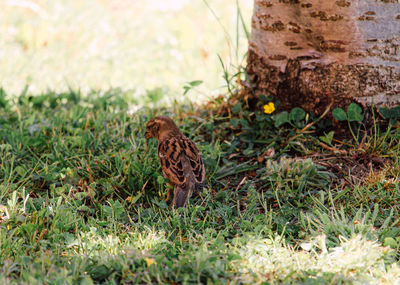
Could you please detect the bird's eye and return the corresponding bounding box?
[149,122,159,132]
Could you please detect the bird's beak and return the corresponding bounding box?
[145,130,151,139]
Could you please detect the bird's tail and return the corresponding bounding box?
[173,180,194,208]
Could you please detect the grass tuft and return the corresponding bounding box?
[0,89,399,283]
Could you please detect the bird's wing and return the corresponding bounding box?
[158,137,187,186]
[158,136,205,186]
[180,136,205,184]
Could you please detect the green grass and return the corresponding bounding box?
[0,90,399,284]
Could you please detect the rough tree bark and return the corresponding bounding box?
[246,0,400,115]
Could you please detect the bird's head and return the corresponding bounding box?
[145,116,181,140]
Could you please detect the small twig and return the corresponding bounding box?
[141,179,149,193]
[36,229,48,243]
[318,141,347,155]
[235,176,247,192]
[331,138,355,148]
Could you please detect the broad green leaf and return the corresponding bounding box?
[392,106,400,119]
[289,107,305,122]
[380,106,400,121]
[319,131,334,145]
[347,103,363,122]
[332,108,347,121]
[274,111,289,127]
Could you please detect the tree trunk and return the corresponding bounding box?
[247,0,400,115]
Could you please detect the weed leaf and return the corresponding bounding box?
[332,108,347,121]
[347,103,363,122]
[274,111,289,127]
[289,107,305,122]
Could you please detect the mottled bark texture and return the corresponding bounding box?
[247,0,400,114]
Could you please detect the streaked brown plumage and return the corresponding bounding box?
[145,116,205,208]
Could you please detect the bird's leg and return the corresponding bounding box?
[195,183,204,199]
[165,183,173,202]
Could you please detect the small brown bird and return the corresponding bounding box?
[145,116,205,208]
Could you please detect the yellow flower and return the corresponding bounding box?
[263,102,275,114]
[144,257,157,267]
[0,205,9,223]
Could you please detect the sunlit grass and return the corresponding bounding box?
[71,227,169,257]
[233,235,400,284]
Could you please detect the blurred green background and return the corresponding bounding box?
[0,0,252,101]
